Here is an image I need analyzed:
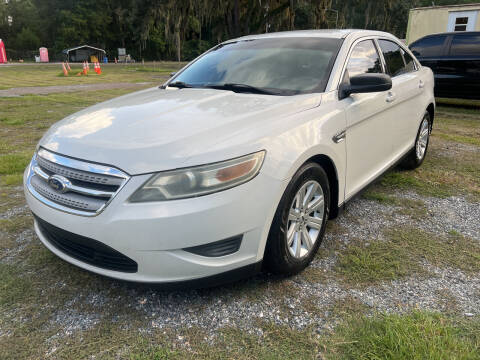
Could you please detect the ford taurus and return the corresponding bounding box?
[24,30,435,286]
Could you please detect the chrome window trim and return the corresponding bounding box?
[337,36,385,94]
[376,37,420,77]
[26,149,130,217]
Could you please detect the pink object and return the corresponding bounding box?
[39,47,49,62]
[0,39,7,63]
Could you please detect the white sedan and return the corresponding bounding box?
[24,29,434,286]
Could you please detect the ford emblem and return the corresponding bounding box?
[47,175,71,194]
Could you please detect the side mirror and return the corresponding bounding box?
[170,72,176,77]
[339,73,392,99]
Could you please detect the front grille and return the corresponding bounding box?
[35,215,138,273]
[36,155,124,186]
[26,148,129,216]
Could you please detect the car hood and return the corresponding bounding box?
[40,87,321,174]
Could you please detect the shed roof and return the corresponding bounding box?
[62,45,106,54]
[410,2,480,11]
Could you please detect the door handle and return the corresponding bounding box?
[386,92,396,103]
[419,80,425,89]
[332,129,346,144]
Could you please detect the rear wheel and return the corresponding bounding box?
[264,162,330,275]
[401,111,431,170]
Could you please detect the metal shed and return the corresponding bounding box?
[63,45,106,62]
[406,3,480,44]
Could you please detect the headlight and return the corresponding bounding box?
[129,151,265,202]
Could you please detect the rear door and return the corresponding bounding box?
[377,39,423,157]
[341,39,393,199]
[442,33,480,99]
[409,35,449,96]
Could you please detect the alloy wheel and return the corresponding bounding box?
[416,117,430,160]
[286,180,324,259]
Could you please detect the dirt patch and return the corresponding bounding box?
[0,82,153,97]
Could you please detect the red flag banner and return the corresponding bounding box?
[0,39,7,63]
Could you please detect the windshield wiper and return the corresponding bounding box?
[167,81,193,89]
[205,83,281,95]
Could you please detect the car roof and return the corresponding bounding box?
[412,31,480,42]
[224,29,397,43]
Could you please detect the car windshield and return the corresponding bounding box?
[171,37,342,95]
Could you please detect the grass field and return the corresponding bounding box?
[0,64,479,359]
[0,62,183,89]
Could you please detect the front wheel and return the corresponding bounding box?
[401,111,431,170]
[264,162,330,275]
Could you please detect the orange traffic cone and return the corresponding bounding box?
[86,61,90,71]
[97,62,102,75]
[82,61,87,75]
[66,61,71,71]
[62,62,68,76]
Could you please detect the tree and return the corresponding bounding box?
[3,0,474,61]
[15,27,40,50]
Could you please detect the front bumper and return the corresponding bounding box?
[25,170,287,283]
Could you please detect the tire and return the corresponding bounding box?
[400,111,431,170]
[264,162,330,275]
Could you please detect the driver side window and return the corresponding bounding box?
[346,40,383,77]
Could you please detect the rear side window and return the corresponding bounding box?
[402,50,416,72]
[409,35,447,57]
[378,40,405,77]
[346,40,382,77]
[450,34,480,56]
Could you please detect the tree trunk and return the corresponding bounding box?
[364,2,372,29]
[289,0,294,30]
[176,31,181,62]
[234,0,240,36]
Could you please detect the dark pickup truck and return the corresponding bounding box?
[409,31,480,99]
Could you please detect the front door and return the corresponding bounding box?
[341,39,393,199]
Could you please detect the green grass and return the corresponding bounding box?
[0,263,35,307]
[0,152,31,186]
[0,62,184,89]
[434,108,480,147]
[376,146,480,201]
[1,174,23,186]
[127,323,324,360]
[110,312,480,360]
[0,90,145,129]
[436,97,480,108]
[0,215,32,234]
[335,228,480,286]
[362,189,428,218]
[0,153,31,175]
[0,153,32,185]
[335,236,421,286]
[436,133,480,147]
[325,311,480,360]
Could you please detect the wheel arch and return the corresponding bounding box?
[427,103,435,129]
[304,154,340,219]
[258,149,344,261]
